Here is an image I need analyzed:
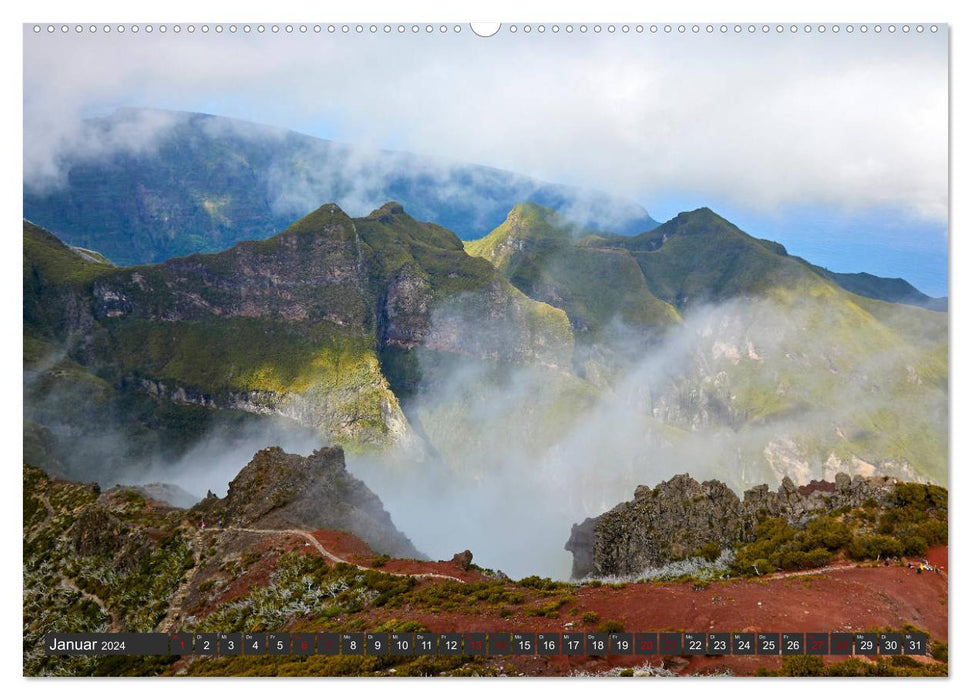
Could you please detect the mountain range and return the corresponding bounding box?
[22,112,948,573]
[23,109,659,266]
[24,199,947,490]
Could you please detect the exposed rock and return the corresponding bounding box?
[379,264,433,350]
[193,445,422,559]
[69,506,129,558]
[91,205,370,326]
[565,472,898,578]
[449,549,474,570]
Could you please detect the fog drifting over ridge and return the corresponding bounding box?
[24,26,947,223]
[344,294,945,579]
[37,277,943,580]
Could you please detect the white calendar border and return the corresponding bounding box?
[3,0,964,697]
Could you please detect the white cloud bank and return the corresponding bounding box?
[23,27,948,222]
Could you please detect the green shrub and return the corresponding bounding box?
[598,619,625,633]
[777,656,826,676]
[693,542,723,562]
[581,611,600,625]
[848,534,903,560]
[517,575,558,591]
[898,534,929,556]
[803,516,852,550]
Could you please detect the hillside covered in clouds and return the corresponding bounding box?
[23,109,659,266]
[24,191,946,577]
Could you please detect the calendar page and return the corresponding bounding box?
[22,18,948,680]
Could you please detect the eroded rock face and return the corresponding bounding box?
[565,472,897,579]
[91,207,370,326]
[195,445,422,559]
[70,506,129,558]
[449,550,474,571]
[379,265,433,350]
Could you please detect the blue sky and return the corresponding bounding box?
[23,24,948,296]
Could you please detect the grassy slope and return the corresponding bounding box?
[24,204,576,474]
[466,203,679,339]
[467,205,946,485]
[606,207,813,309]
[24,218,394,485]
[25,213,395,444]
[614,210,946,483]
[356,202,499,302]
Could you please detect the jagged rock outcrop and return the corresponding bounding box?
[70,506,130,558]
[565,472,897,579]
[194,445,422,559]
[449,550,474,571]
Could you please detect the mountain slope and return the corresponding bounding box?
[465,203,680,341]
[604,208,946,312]
[808,267,947,311]
[603,207,822,310]
[459,204,947,491]
[23,206,573,485]
[23,109,658,266]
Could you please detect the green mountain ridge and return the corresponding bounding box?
[23,108,659,266]
[467,204,945,316]
[458,203,947,488]
[23,204,574,484]
[23,200,947,501]
[465,203,681,343]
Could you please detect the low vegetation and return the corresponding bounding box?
[759,654,947,677]
[733,483,947,576]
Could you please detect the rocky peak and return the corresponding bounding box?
[194,446,422,559]
[367,201,407,223]
[92,202,370,327]
[565,471,899,579]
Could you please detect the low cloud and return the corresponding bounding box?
[23,28,947,224]
[347,294,945,579]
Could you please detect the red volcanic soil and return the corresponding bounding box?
[379,559,490,583]
[926,545,948,572]
[195,530,296,616]
[201,528,948,676]
[310,529,376,561]
[356,549,949,677]
[308,529,491,582]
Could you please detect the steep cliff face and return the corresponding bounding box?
[194,446,422,559]
[378,264,433,351]
[91,205,371,326]
[565,472,897,578]
[24,205,574,481]
[360,202,574,370]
